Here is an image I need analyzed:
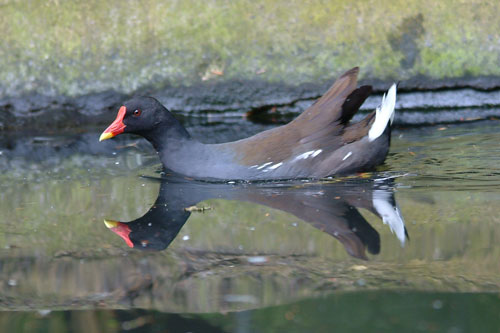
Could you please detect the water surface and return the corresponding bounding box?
[1,119,500,331]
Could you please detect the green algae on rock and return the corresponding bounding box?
[1,0,500,98]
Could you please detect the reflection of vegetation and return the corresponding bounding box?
[0,172,500,313]
[1,1,500,96]
[0,292,499,332]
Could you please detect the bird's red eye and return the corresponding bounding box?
[133,109,141,117]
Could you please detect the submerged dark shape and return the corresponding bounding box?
[104,176,408,259]
[99,67,397,180]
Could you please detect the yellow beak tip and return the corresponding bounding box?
[99,132,114,142]
[103,219,120,228]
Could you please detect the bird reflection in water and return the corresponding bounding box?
[104,176,408,259]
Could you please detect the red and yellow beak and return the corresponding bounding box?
[99,106,127,141]
[104,219,134,248]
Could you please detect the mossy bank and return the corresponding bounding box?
[1,0,500,128]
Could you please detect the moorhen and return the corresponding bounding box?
[99,67,397,180]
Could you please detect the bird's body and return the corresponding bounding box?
[100,67,397,180]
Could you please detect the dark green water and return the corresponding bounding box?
[2,292,499,332]
[1,119,500,332]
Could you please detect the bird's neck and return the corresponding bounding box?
[141,120,209,176]
[142,118,194,153]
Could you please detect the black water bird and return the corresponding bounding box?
[100,68,397,180]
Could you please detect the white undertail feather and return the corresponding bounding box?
[368,83,397,142]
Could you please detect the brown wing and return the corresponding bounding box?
[291,67,359,131]
[342,111,375,143]
[231,67,365,165]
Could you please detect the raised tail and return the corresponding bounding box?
[368,84,397,142]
